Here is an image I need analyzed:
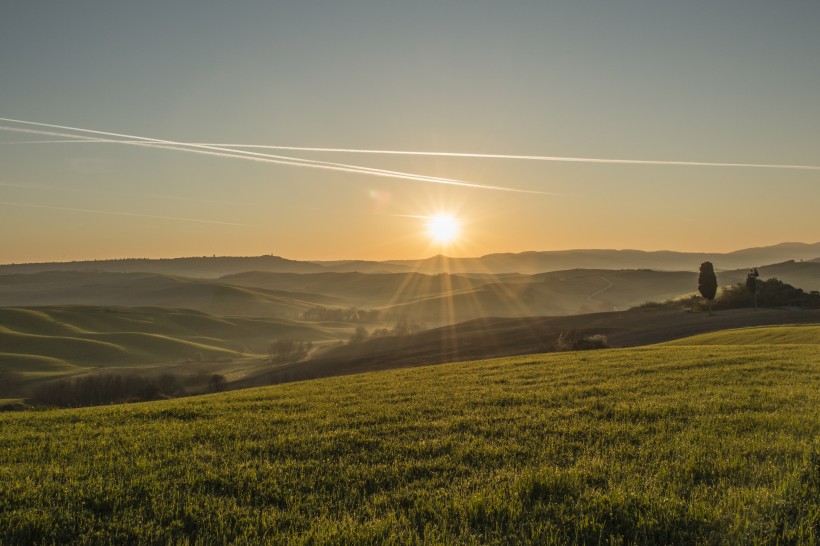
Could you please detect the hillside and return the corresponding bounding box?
[722,260,820,292]
[240,307,820,387]
[0,271,347,317]
[1,331,817,543]
[0,306,345,398]
[378,269,700,321]
[663,324,820,346]
[220,271,488,307]
[227,265,818,323]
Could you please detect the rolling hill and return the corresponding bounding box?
[0,271,347,317]
[0,306,346,397]
[237,307,820,387]
[220,271,489,307]
[1,326,817,543]
[5,262,814,329]
[722,260,820,292]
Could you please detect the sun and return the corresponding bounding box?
[427,214,460,244]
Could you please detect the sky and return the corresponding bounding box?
[2,1,819,263]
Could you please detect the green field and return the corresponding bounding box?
[1,327,818,544]
[0,306,349,398]
[663,324,820,346]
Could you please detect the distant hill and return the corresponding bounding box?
[384,242,820,274]
[721,260,820,292]
[0,271,347,317]
[3,259,817,325]
[220,271,489,307]
[378,269,701,322]
[310,260,413,274]
[0,255,326,278]
[3,242,818,277]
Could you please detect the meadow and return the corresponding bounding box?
[0,306,346,400]
[1,326,817,544]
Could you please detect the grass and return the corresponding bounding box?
[1,326,818,544]
[663,324,820,346]
[0,306,348,395]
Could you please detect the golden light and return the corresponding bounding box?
[427,214,460,244]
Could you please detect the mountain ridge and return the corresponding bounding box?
[2,242,818,277]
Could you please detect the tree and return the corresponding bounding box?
[268,338,312,362]
[745,268,760,311]
[208,374,227,393]
[698,261,718,316]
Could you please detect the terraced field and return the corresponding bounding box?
[1,326,817,544]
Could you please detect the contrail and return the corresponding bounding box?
[193,144,820,172]
[8,135,820,172]
[0,200,246,226]
[0,119,544,194]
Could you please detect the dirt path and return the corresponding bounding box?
[586,276,613,304]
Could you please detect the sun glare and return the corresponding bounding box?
[427,214,460,244]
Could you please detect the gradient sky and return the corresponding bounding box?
[2,1,819,263]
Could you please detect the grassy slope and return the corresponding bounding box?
[0,306,344,389]
[1,328,817,544]
[664,325,820,346]
[249,308,819,387]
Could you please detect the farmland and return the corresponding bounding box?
[1,326,817,544]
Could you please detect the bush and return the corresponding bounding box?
[556,330,609,351]
[715,278,820,310]
[31,373,189,408]
[208,374,227,393]
[269,338,313,362]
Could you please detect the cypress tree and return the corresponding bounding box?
[698,261,718,316]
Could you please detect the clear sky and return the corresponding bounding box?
[2,1,819,263]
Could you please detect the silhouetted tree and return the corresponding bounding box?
[268,338,312,362]
[745,268,760,311]
[208,374,227,393]
[698,261,718,316]
[370,328,391,338]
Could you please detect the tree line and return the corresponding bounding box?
[302,307,381,323]
[698,261,818,313]
[29,372,228,408]
[348,319,427,344]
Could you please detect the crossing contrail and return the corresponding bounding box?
[0,119,545,194]
[188,144,820,172]
[7,134,820,172]
[0,200,246,226]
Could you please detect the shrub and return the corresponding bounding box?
[557,330,609,351]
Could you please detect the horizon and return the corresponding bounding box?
[3,2,819,263]
[2,240,818,267]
